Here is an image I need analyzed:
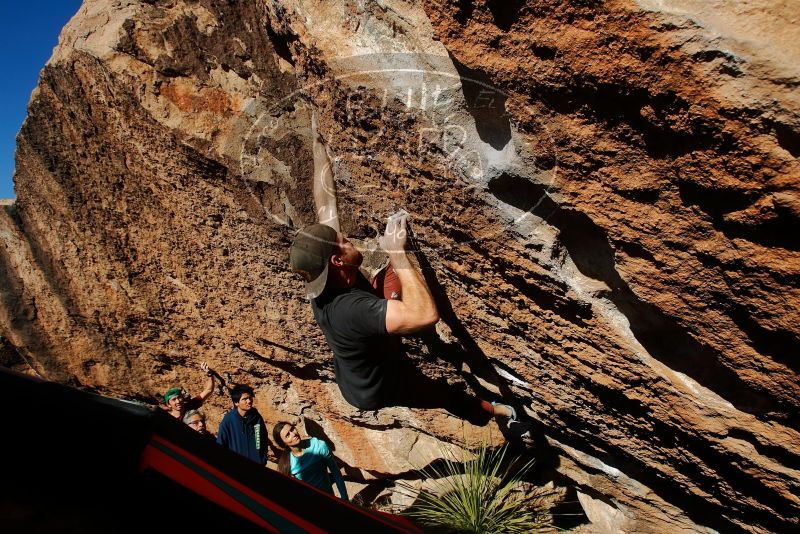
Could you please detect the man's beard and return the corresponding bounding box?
[343,250,364,268]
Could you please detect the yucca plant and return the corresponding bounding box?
[399,443,552,533]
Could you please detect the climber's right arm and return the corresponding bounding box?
[382,213,439,334]
[312,112,340,232]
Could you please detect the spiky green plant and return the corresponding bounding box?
[399,443,552,533]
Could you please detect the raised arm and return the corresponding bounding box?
[198,362,216,401]
[312,112,340,232]
[381,213,439,334]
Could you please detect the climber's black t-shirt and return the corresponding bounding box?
[311,280,397,410]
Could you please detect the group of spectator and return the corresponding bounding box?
[162,362,348,501]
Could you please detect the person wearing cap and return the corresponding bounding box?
[163,361,217,419]
[287,114,520,428]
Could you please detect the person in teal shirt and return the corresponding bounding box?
[272,422,349,501]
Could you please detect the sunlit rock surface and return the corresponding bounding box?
[1,1,798,532]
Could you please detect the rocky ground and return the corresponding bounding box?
[1,1,798,532]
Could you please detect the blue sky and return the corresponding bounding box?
[0,1,82,199]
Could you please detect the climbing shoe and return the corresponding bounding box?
[507,419,533,440]
[490,401,517,421]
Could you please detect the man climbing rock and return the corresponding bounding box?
[289,113,521,429]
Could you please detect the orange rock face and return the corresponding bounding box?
[1,1,798,531]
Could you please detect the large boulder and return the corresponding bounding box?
[1,1,797,531]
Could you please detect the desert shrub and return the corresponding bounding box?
[399,443,552,533]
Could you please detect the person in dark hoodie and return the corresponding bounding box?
[216,384,269,465]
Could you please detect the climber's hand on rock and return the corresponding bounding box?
[380,210,409,254]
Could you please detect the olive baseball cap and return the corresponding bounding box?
[289,224,338,299]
